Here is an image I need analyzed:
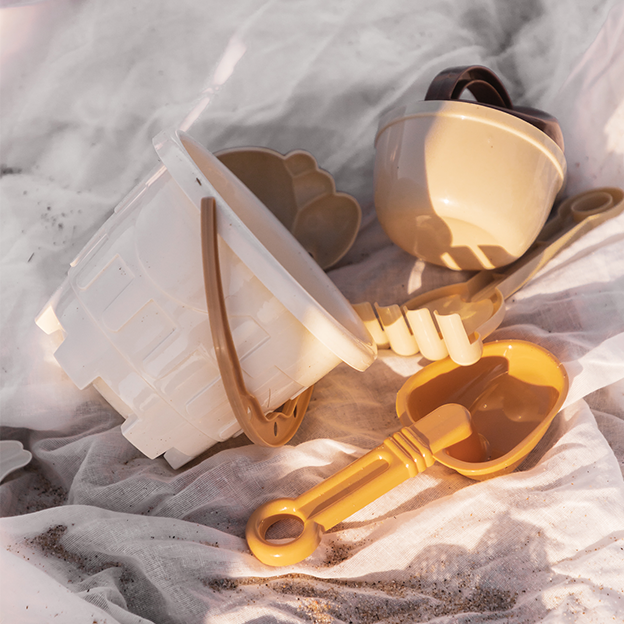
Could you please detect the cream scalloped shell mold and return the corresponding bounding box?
[216,147,361,269]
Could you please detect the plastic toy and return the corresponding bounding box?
[423,65,564,150]
[200,196,314,446]
[36,129,376,468]
[374,65,567,270]
[246,340,568,566]
[216,147,361,269]
[355,187,624,365]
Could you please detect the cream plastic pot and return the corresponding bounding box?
[374,67,567,271]
[36,129,376,468]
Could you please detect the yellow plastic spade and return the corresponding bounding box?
[246,340,568,566]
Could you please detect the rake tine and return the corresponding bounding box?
[404,307,449,361]
[352,302,389,349]
[374,304,419,356]
[434,311,483,366]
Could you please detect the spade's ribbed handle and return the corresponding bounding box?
[246,404,473,567]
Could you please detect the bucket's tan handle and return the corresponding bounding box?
[246,404,473,566]
[200,197,311,447]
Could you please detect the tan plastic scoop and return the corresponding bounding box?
[355,187,623,365]
[246,339,568,566]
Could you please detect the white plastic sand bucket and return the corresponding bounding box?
[36,129,376,469]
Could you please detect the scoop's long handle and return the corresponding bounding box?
[474,186,624,300]
[246,404,472,567]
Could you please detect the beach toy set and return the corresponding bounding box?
[32,65,623,564]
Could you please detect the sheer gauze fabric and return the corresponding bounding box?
[1,1,623,623]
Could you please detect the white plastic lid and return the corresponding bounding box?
[153,128,377,372]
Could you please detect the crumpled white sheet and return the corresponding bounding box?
[1,1,623,623]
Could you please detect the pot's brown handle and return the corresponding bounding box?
[425,65,513,109]
[425,65,564,150]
